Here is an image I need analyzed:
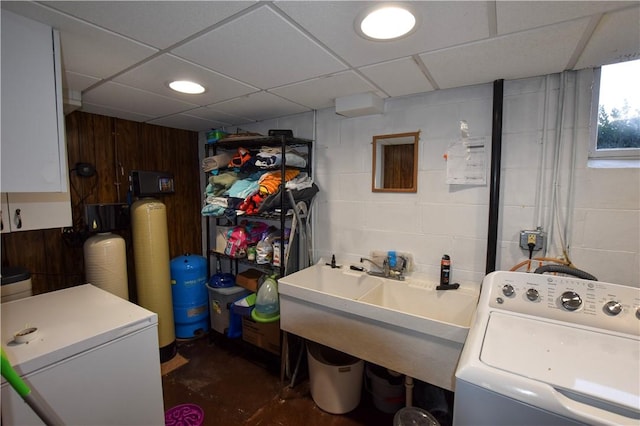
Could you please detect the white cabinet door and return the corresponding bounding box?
[1,10,68,193]
[1,194,10,233]
[1,192,72,233]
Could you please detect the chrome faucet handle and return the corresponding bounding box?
[398,256,408,272]
[383,258,390,277]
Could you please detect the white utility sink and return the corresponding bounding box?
[278,263,383,301]
[357,280,479,337]
[278,260,481,391]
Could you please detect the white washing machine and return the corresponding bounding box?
[454,271,639,425]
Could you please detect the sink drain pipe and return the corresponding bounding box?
[485,79,504,274]
[405,375,414,407]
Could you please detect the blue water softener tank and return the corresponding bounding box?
[170,254,210,338]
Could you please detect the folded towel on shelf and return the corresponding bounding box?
[286,172,313,190]
[226,178,260,199]
[254,151,307,169]
[202,152,231,172]
[258,169,300,195]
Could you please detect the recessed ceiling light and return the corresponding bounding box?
[169,80,205,94]
[358,6,416,40]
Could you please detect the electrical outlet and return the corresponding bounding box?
[520,228,545,251]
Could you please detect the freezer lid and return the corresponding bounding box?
[1,284,158,377]
[480,312,640,413]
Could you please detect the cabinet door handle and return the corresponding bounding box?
[14,208,22,229]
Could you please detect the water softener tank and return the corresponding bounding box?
[131,198,176,362]
[170,254,210,338]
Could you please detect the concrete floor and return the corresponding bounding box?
[162,334,452,426]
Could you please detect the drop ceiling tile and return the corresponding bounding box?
[80,102,154,123]
[147,113,229,132]
[186,107,253,127]
[421,18,593,89]
[275,1,491,67]
[63,71,100,92]
[4,0,639,133]
[1,1,157,79]
[172,5,346,89]
[270,71,381,110]
[209,92,310,122]
[41,1,255,49]
[114,54,258,106]
[574,5,640,68]
[359,58,434,97]
[83,81,199,118]
[496,1,634,35]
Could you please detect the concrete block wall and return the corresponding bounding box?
[229,70,639,287]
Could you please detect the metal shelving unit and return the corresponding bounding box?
[204,135,313,278]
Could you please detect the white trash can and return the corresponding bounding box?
[307,341,364,414]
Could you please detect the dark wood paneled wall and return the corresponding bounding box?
[1,111,202,299]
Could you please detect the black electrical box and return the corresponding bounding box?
[130,170,175,197]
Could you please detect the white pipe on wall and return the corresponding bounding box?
[546,72,568,256]
[534,75,552,235]
[564,71,581,253]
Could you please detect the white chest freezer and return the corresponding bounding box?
[1,284,165,425]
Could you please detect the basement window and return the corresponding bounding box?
[589,59,640,166]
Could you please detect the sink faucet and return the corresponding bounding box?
[360,257,388,275]
[360,256,405,281]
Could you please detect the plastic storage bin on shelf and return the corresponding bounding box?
[307,341,364,414]
[207,279,249,336]
[170,254,210,338]
[229,293,255,338]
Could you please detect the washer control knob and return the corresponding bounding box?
[561,291,582,311]
[604,301,623,316]
[526,288,539,301]
[502,284,515,297]
[636,307,640,320]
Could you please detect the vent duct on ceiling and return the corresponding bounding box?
[335,92,384,118]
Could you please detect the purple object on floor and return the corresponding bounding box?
[165,403,204,426]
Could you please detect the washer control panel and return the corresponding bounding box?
[486,271,640,336]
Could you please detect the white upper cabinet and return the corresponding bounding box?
[1,11,72,232]
[1,10,68,193]
[1,191,72,233]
